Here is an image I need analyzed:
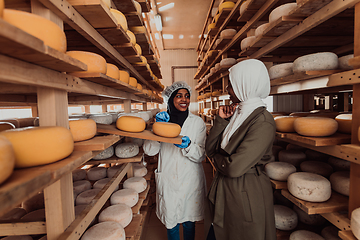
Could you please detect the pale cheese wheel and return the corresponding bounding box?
[0,122,16,132]
[123,177,147,193]
[329,171,350,196]
[135,44,142,55]
[294,117,338,137]
[240,1,250,15]
[240,36,256,50]
[92,146,114,160]
[138,111,151,122]
[126,30,136,45]
[0,207,27,220]
[116,116,146,133]
[133,165,147,177]
[272,145,284,161]
[0,126,74,168]
[134,1,142,15]
[81,221,125,240]
[0,135,15,184]
[107,164,123,178]
[110,9,128,32]
[129,77,138,87]
[293,205,326,225]
[287,172,331,202]
[106,63,120,80]
[98,204,133,228]
[3,9,66,53]
[219,1,235,12]
[351,208,360,240]
[119,70,130,84]
[220,58,237,67]
[87,167,107,181]
[73,169,87,181]
[321,226,341,240]
[220,29,237,38]
[264,161,296,181]
[274,205,298,230]
[338,54,354,70]
[278,149,306,167]
[66,51,107,76]
[76,189,101,205]
[215,63,221,70]
[88,114,113,125]
[1,236,32,240]
[210,67,216,74]
[152,122,181,138]
[274,116,298,132]
[73,180,92,196]
[255,23,270,37]
[110,188,139,207]
[290,230,325,240]
[93,178,119,191]
[335,113,352,134]
[327,156,350,171]
[69,119,97,142]
[269,63,294,79]
[269,3,298,23]
[300,161,333,178]
[293,52,338,73]
[21,208,45,221]
[115,143,139,158]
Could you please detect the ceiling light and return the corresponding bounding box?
[154,14,163,31]
[163,34,174,39]
[158,3,175,12]
[179,35,184,39]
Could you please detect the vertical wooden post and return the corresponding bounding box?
[344,93,350,112]
[102,104,107,113]
[84,105,90,113]
[142,102,147,111]
[303,94,314,112]
[124,99,131,113]
[31,105,38,117]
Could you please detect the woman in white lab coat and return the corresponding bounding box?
[143,81,206,240]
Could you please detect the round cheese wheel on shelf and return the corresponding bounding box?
[300,161,333,178]
[265,161,296,181]
[106,63,120,80]
[119,70,130,84]
[3,9,67,53]
[305,149,329,162]
[287,172,331,202]
[116,116,146,133]
[110,9,128,32]
[93,178,119,191]
[123,177,147,193]
[338,54,354,70]
[87,167,107,181]
[136,83,143,91]
[278,149,306,167]
[69,119,97,142]
[220,29,237,38]
[129,77,138,87]
[220,58,236,67]
[274,116,298,132]
[107,164,123,178]
[135,44,142,55]
[0,126,74,168]
[76,189,101,205]
[255,23,270,37]
[98,204,133,228]
[92,146,114,160]
[321,226,341,240]
[126,30,136,45]
[66,51,107,76]
[335,113,352,134]
[207,22,216,32]
[73,180,92,196]
[73,169,87,181]
[152,122,181,138]
[269,63,293,79]
[133,165,147,177]
[0,0,4,18]
[219,1,235,11]
[293,52,338,73]
[81,221,125,240]
[115,143,139,158]
[330,171,350,196]
[134,1,142,15]
[240,36,256,50]
[239,1,250,15]
[0,122,16,132]
[21,208,45,221]
[0,135,15,184]
[351,208,360,240]
[110,188,139,207]
[88,114,112,125]
[0,207,27,221]
[327,156,350,171]
[272,145,284,161]
[290,230,325,240]
[285,144,305,152]
[269,3,298,23]
[274,205,298,230]
[294,117,338,137]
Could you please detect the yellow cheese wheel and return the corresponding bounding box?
[126,30,136,45]
[335,114,352,134]
[69,119,97,142]
[0,135,15,184]
[152,122,181,138]
[212,91,222,97]
[102,0,111,9]
[274,116,298,132]
[135,44,142,55]
[0,0,4,18]
[214,14,220,23]
[109,9,128,31]
[219,1,235,12]
[119,70,130,84]
[66,51,107,76]
[0,126,74,168]
[106,63,120,80]
[208,22,216,31]
[3,9,67,53]
[0,122,16,132]
[136,83,143,91]
[294,117,338,137]
[134,1,142,15]
[129,77,138,87]
[116,116,146,132]
[141,56,147,64]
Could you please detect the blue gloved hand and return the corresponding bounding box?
[175,136,191,148]
[155,111,170,122]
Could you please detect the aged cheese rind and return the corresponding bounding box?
[274,205,298,230]
[300,161,333,178]
[0,135,15,184]
[274,116,297,132]
[73,180,92,196]
[115,143,139,158]
[123,177,147,193]
[116,116,146,132]
[293,52,338,73]
[134,165,148,177]
[269,3,298,23]
[72,169,87,181]
[81,221,125,240]
[330,171,350,196]
[264,162,296,181]
[290,230,325,240]
[92,146,114,160]
[76,189,101,205]
[110,188,139,207]
[278,149,306,167]
[87,167,107,181]
[66,51,107,76]
[98,204,133,228]
[294,117,338,137]
[88,114,113,125]
[293,205,326,225]
[269,63,293,79]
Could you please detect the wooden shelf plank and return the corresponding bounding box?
[276,229,291,240]
[74,135,121,151]
[143,164,155,181]
[125,214,142,240]
[88,151,143,165]
[328,68,360,87]
[321,212,351,231]
[214,36,233,50]
[112,0,137,13]
[132,183,150,214]
[237,0,268,22]
[339,230,357,240]
[114,43,138,56]
[288,0,333,18]
[96,123,183,144]
[270,179,287,189]
[97,26,130,45]
[281,189,348,215]
[214,9,233,28]
[339,144,360,163]
[126,13,143,27]
[278,132,351,146]
[0,221,47,236]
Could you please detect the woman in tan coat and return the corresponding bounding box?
[205,59,276,240]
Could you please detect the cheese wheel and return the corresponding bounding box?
[133,165,147,177]
[309,111,340,119]
[274,205,298,230]
[22,192,44,212]
[287,172,331,202]
[136,83,143,91]
[88,114,113,125]
[0,135,15,184]
[134,1,142,15]
[269,63,293,79]
[278,149,306,167]
[73,169,87,181]
[123,177,147,193]
[152,122,181,138]
[220,29,237,38]
[335,113,352,134]
[321,226,341,240]
[110,9,128,32]
[115,143,139,158]
[69,119,96,142]
[76,189,101,205]
[294,117,338,137]
[338,54,354,70]
[134,44,142,55]
[272,145,284,161]
[126,30,136,45]
[285,142,307,151]
[3,9,66,53]
[207,22,216,31]
[300,161,333,178]
[119,70,130,84]
[98,204,133,228]
[328,156,350,171]
[81,221,125,240]
[290,230,325,240]
[87,167,107,181]
[351,208,360,240]
[219,1,235,11]
[240,36,256,50]
[264,162,296,181]
[106,63,120,80]
[110,188,139,207]
[93,178,119,191]
[210,67,216,74]
[255,23,270,37]
[66,51,107,76]
[0,126,74,168]
[274,116,298,132]
[0,0,4,18]
[21,208,45,221]
[129,77,138,87]
[73,180,92,196]
[0,207,27,220]
[0,122,16,132]
[293,52,339,73]
[269,3,298,23]
[212,91,222,97]
[240,1,250,15]
[305,149,329,162]
[107,164,123,178]
[330,171,350,196]
[116,116,146,132]
[93,146,114,160]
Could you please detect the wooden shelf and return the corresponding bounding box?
[270,179,287,189]
[132,183,150,214]
[275,132,351,147]
[214,9,233,28]
[321,212,351,231]
[339,230,357,240]
[74,135,121,151]
[97,26,131,45]
[125,214,143,240]
[88,151,143,165]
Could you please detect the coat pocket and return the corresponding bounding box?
[240,191,253,222]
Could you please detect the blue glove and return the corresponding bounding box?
[155,111,170,122]
[175,136,191,148]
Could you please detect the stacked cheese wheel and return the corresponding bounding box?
[294,117,338,137]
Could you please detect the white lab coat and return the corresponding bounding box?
[143,113,207,229]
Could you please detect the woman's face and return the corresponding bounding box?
[173,89,190,111]
[226,82,240,103]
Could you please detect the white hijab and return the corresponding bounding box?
[221,59,270,149]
